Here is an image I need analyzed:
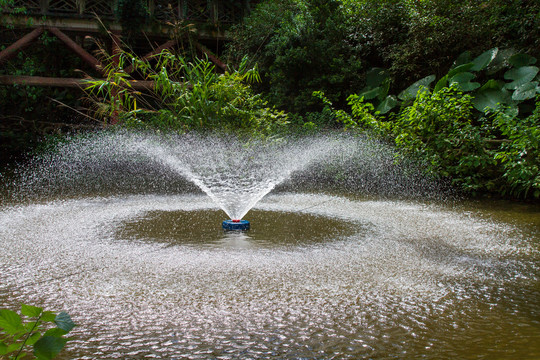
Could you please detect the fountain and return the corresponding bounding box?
[1,130,539,359]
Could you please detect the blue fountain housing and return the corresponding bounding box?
[222,219,250,231]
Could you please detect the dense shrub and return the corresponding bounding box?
[320,86,540,199]
[228,0,540,114]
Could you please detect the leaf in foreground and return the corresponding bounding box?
[33,336,67,360]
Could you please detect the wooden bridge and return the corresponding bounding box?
[3,0,252,28]
[0,0,256,88]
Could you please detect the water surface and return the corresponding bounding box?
[1,193,538,359]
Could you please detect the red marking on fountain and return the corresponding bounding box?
[232,219,240,223]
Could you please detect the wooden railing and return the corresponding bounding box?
[3,0,253,24]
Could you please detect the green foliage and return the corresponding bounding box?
[353,48,540,118]
[0,304,75,359]
[391,86,495,193]
[398,75,436,101]
[320,83,540,198]
[490,102,540,198]
[85,49,288,136]
[228,0,365,114]
[0,0,27,15]
[228,0,540,116]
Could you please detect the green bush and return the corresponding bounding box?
[390,86,497,193]
[491,101,540,198]
[321,86,540,199]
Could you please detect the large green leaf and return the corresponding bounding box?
[512,81,539,101]
[54,312,75,333]
[508,53,537,68]
[479,79,504,91]
[6,342,21,353]
[449,72,480,91]
[366,67,389,88]
[453,50,471,67]
[377,78,390,101]
[473,88,512,112]
[26,332,42,346]
[0,309,23,334]
[41,311,57,323]
[43,328,68,338]
[504,66,539,90]
[358,86,381,100]
[470,48,498,71]
[376,95,399,114]
[486,48,515,75]
[433,75,448,93]
[447,63,474,78]
[33,336,67,360]
[398,75,435,101]
[21,304,43,318]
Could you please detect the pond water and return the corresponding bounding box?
[0,192,538,359]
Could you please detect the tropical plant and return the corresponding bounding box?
[84,47,288,135]
[0,304,75,360]
[316,84,540,198]
[353,49,540,119]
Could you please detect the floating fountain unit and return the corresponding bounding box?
[222,219,250,231]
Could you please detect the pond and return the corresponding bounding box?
[1,192,538,359]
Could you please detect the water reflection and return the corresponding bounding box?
[117,209,358,249]
[220,231,255,249]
